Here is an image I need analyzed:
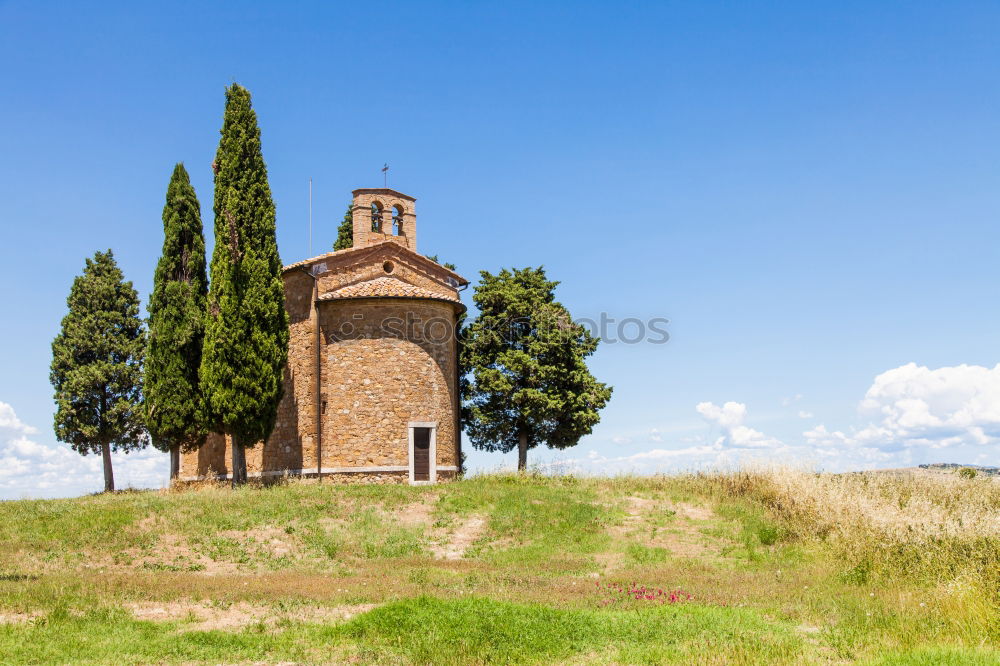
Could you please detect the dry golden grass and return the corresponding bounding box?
[691,466,1000,599]
[711,466,999,540]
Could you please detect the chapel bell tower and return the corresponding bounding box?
[351,188,417,251]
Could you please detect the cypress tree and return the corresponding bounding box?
[461,267,612,470]
[333,202,353,250]
[144,163,208,480]
[50,250,147,492]
[200,83,289,486]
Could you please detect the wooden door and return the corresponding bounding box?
[413,427,431,481]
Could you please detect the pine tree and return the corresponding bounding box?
[333,202,353,250]
[200,83,289,486]
[50,250,147,492]
[145,163,208,480]
[461,267,612,470]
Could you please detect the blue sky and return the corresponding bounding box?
[1,1,998,497]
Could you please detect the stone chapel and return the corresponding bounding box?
[179,188,468,484]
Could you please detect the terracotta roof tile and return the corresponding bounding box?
[319,277,459,303]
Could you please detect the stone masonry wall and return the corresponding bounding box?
[319,298,459,471]
[351,189,417,251]
[179,268,462,483]
[315,245,457,300]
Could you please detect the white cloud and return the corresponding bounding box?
[781,394,803,407]
[806,363,1000,452]
[533,364,1000,478]
[611,435,631,445]
[543,402,786,475]
[0,402,38,434]
[696,401,745,428]
[696,401,782,449]
[549,443,733,475]
[801,424,894,464]
[0,401,167,499]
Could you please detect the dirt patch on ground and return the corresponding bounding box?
[603,496,718,567]
[625,496,659,512]
[117,533,239,575]
[114,518,302,574]
[136,516,161,531]
[318,516,347,532]
[218,527,297,558]
[395,501,435,528]
[594,550,626,570]
[430,516,487,560]
[619,496,711,522]
[675,502,713,521]
[128,601,376,631]
[392,500,488,561]
[0,611,41,624]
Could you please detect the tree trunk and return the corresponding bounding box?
[169,444,180,482]
[101,441,115,493]
[517,431,528,472]
[231,437,247,487]
[239,443,247,484]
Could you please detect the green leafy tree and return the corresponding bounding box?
[200,84,289,486]
[50,250,147,492]
[144,163,208,480]
[461,267,612,470]
[333,202,353,250]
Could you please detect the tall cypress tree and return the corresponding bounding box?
[333,202,353,250]
[145,163,208,480]
[461,267,612,470]
[200,83,289,486]
[51,250,147,492]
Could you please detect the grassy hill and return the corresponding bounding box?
[0,469,996,664]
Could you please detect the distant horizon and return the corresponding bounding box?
[0,453,994,503]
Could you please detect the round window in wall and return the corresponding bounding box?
[383,261,394,274]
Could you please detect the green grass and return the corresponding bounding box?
[0,471,995,664]
[0,596,805,665]
[437,473,612,570]
[0,606,309,664]
[338,595,805,664]
[624,543,670,564]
